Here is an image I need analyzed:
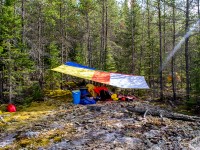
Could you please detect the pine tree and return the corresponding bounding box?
[0,0,34,103]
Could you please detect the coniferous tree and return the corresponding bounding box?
[0,0,34,103]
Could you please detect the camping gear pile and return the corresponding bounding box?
[72,83,138,105]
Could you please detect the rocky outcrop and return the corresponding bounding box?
[1,101,200,149]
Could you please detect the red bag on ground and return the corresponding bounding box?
[94,87,108,95]
[7,104,16,112]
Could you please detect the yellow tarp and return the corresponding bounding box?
[52,65,95,80]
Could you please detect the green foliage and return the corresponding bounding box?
[105,45,117,72]
[184,97,200,114]
[191,66,200,95]
[43,42,61,90]
[49,42,60,68]
[78,0,95,14]
[0,0,35,103]
[13,84,42,106]
[191,35,200,88]
[189,35,200,111]
[74,43,85,64]
[0,46,3,54]
[31,83,44,101]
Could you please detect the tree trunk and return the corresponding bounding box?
[86,13,92,67]
[38,5,43,90]
[100,0,105,70]
[60,3,64,64]
[158,0,163,101]
[163,0,166,55]
[147,0,151,84]
[8,41,12,103]
[147,0,155,98]
[139,4,145,75]
[185,0,190,101]
[198,0,199,16]
[171,0,176,101]
[21,0,25,52]
[60,3,64,89]
[131,0,135,74]
[147,0,151,87]
[61,43,64,89]
[104,0,108,70]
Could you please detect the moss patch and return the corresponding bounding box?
[0,97,76,149]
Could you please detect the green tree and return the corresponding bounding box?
[0,0,34,103]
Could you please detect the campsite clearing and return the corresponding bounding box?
[1,97,200,149]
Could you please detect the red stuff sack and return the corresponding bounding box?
[7,104,16,112]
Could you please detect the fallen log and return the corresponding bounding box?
[127,105,200,122]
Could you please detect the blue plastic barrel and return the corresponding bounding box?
[80,88,89,96]
[72,90,81,104]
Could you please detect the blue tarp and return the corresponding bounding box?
[65,62,95,70]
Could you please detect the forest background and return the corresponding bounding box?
[0,0,199,113]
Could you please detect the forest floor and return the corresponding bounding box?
[1,95,200,150]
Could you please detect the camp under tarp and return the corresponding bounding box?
[52,62,149,89]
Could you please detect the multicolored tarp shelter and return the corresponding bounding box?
[52,62,149,89]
